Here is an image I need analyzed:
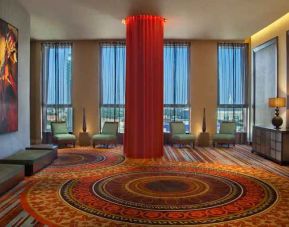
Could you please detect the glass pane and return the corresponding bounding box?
[44,107,73,132]
[43,44,72,105]
[164,44,189,105]
[101,107,125,133]
[163,107,190,132]
[100,45,126,105]
[218,44,247,105]
[217,107,247,132]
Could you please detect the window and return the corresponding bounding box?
[100,42,126,132]
[42,43,73,132]
[217,43,248,132]
[163,43,190,132]
[100,42,190,133]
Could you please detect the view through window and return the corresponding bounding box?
[100,42,190,133]
[100,42,126,132]
[217,43,248,132]
[42,42,73,132]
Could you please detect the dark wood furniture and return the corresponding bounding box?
[79,132,91,146]
[252,125,289,164]
[0,164,24,195]
[198,132,210,147]
[0,149,57,176]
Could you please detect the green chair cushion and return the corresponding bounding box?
[170,122,186,134]
[213,134,235,140]
[92,134,117,141]
[102,122,118,135]
[0,164,24,184]
[2,150,53,162]
[51,122,68,135]
[220,122,236,134]
[54,134,76,141]
[172,134,196,141]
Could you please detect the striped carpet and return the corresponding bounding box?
[1,145,289,226]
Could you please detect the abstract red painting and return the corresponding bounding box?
[0,19,18,133]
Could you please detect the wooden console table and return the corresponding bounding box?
[252,125,289,165]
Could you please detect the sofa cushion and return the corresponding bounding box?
[102,122,118,135]
[170,122,186,134]
[0,150,57,176]
[92,134,117,141]
[0,164,24,195]
[54,134,76,141]
[213,134,235,141]
[220,122,236,134]
[51,122,68,135]
[0,164,24,184]
[1,150,53,163]
[172,134,195,141]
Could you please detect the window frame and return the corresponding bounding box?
[99,42,126,133]
[99,41,191,133]
[41,42,73,133]
[217,43,249,132]
[163,42,191,132]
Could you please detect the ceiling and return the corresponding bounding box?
[18,0,289,40]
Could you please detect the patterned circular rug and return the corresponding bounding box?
[21,161,289,226]
[40,148,125,174]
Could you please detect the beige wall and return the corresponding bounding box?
[72,41,100,138]
[251,13,289,127]
[190,41,217,138]
[30,40,221,143]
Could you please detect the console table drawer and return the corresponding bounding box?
[252,126,289,165]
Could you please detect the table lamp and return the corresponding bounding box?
[268,97,286,129]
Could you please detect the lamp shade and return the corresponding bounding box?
[268,97,286,108]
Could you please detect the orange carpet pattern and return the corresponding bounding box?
[1,146,289,226]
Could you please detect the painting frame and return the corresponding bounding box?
[0,18,18,134]
[253,37,278,126]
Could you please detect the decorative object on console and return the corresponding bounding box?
[82,108,87,132]
[0,18,18,133]
[202,108,206,132]
[268,97,286,129]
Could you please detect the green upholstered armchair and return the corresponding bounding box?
[92,122,119,148]
[170,121,196,148]
[51,122,76,147]
[213,121,236,147]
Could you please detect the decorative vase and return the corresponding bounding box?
[202,108,206,133]
[82,108,87,132]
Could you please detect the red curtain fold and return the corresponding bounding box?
[124,15,164,158]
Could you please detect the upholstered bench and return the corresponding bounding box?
[0,149,57,176]
[26,144,58,157]
[0,164,24,195]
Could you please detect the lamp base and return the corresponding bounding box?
[272,115,283,129]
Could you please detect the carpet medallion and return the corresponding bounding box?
[39,148,125,174]
[20,160,289,226]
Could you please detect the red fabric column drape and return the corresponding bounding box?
[124,15,164,158]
